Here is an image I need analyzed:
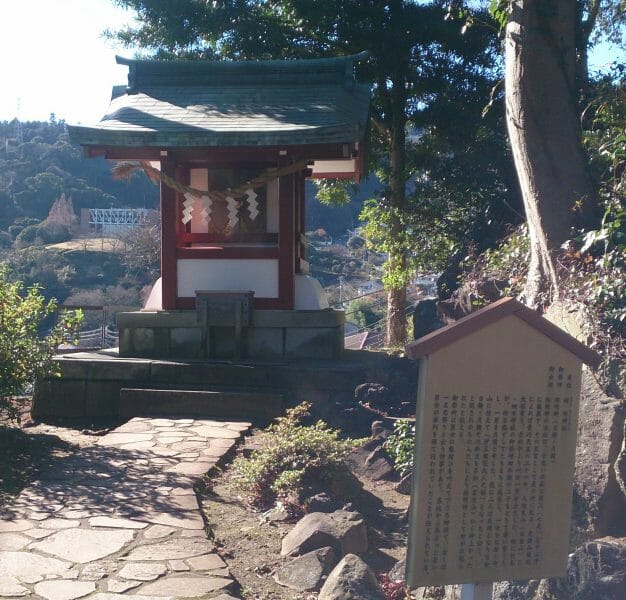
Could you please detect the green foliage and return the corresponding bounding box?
[346,297,384,329]
[0,266,82,421]
[0,120,158,231]
[474,225,530,298]
[384,419,415,478]
[13,222,71,249]
[459,70,625,345]
[7,218,40,240]
[314,180,353,207]
[488,0,510,32]
[577,71,626,330]
[231,403,363,508]
[36,222,71,245]
[3,247,75,303]
[14,224,40,247]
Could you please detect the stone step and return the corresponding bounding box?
[119,387,284,420]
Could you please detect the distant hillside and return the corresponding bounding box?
[0,119,158,232]
[1,119,371,239]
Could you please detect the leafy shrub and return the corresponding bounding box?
[465,220,625,359]
[231,403,363,509]
[14,224,40,247]
[0,266,82,422]
[8,217,40,240]
[36,222,71,244]
[384,419,416,478]
[347,297,384,329]
[378,573,410,600]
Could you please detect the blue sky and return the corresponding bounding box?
[0,0,623,125]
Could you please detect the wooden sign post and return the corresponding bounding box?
[405,298,600,593]
[461,583,493,600]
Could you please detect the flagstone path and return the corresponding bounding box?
[0,417,249,599]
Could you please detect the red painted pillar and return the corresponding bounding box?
[299,170,306,264]
[278,172,295,309]
[160,158,178,310]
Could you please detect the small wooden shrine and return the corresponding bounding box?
[69,54,370,360]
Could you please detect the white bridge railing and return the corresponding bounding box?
[55,305,139,352]
[89,208,150,225]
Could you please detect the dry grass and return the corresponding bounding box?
[47,237,124,253]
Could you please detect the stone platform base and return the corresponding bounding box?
[32,349,416,421]
[118,308,344,361]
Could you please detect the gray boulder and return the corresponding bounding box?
[273,546,336,592]
[537,537,626,600]
[318,553,385,600]
[306,493,338,513]
[394,473,413,495]
[388,557,406,582]
[574,371,625,535]
[545,302,626,536]
[280,510,368,557]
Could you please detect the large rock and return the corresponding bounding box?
[388,558,406,582]
[273,546,336,591]
[412,299,444,340]
[525,537,626,600]
[354,382,391,407]
[546,302,626,536]
[280,511,368,557]
[318,553,385,600]
[571,370,625,536]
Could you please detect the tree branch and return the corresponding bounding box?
[371,113,391,140]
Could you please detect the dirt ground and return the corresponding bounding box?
[199,432,410,600]
[0,397,121,510]
[1,401,410,599]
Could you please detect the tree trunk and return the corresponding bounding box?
[387,284,407,347]
[505,0,595,307]
[385,67,408,347]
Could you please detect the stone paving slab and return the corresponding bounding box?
[0,417,251,599]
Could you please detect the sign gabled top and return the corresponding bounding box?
[406,297,601,368]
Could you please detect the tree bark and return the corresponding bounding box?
[385,61,409,347]
[387,284,407,347]
[505,0,595,307]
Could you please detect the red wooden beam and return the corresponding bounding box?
[97,143,354,162]
[176,247,279,260]
[160,159,179,309]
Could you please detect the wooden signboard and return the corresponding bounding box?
[405,298,600,589]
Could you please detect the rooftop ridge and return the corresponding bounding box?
[116,52,369,91]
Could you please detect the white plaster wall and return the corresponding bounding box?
[177,259,279,298]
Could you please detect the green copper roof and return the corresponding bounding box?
[68,54,370,148]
